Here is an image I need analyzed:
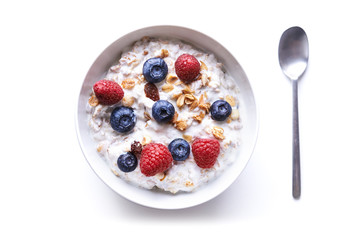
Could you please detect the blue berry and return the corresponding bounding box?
[168,138,190,161]
[110,106,136,133]
[152,100,175,123]
[210,100,232,121]
[143,57,168,83]
[117,152,138,172]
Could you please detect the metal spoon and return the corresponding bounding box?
[278,26,309,199]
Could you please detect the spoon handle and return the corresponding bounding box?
[292,80,301,199]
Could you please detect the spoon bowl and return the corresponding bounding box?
[279,27,309,80]
[278,26,309,199]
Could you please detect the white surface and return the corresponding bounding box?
[1,0,359,239]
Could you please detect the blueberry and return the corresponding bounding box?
[117,152,138,172]
[143,57,168,83]
[152,100,175,123]
[168,138,190,161]
[210,100,232,121]
[110,106,136,133]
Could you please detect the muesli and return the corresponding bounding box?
[86,37,242,193]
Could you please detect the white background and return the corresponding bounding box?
[1,0,359,239]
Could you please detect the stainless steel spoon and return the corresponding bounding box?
[278,26,309,199]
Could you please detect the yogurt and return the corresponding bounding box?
[87,37,242,193]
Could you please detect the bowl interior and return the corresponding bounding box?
[76,26,258,209]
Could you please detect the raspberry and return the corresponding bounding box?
[175,54,200,84]
[144,82,160,101]
[93,79,124,105]
[192,138,220,169]
[140,143,173,177]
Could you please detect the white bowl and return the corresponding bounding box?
[75,25,258,209]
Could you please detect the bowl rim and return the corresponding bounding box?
[75,25,259,210]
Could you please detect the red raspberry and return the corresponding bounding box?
[93,79,124,105]
[175,54,200,84]
[140,143,173,177]
[192,138,220,169]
